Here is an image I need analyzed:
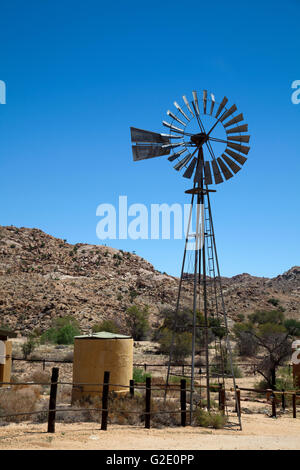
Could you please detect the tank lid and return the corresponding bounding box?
[74,331,132,340]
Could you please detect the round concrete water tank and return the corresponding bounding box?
[71,332,133,403]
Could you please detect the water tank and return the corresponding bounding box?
[71,331,133,403]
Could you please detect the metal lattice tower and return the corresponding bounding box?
[130,90,251,430]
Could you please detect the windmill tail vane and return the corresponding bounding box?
[130,90,251,430]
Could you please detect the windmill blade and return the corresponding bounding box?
[183,95,194,116]
[161,133,184,139]
[225,149,247,165]
[222,154,242,174]
[211,160,224,184]
[167,110,187,127]
[217,157,233,180]
[131,127,170,144]
[192,91,200,115]
[215,96,228,118]
[223,113,244,128]
[228,135,250,143]
[210,93,215,115]
[183,157,197,179]
[227,141,250,155]
[204,161,213,184]
[226,124,248,134]
[174,101,190,121]
[168,148,187,161]
[162,142,185,149]
[219,104,237,122]
[163,121,185,134]
[174,153,193,171]
[203,90,207,114]
[132,144,170,161]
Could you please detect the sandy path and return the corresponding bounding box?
[1,414,300,450]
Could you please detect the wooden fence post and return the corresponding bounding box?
[271,393,276,418]
[180,379,186,427]
[47,367,59,433]
[130,379,135,398]
[293,393,296,419]
[101,371,110,431]
[235,387,241,415]
[219,384,225,413]
[281,389,286,411]
[145,376,151,429]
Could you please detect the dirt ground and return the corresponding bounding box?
[0,414,300,450]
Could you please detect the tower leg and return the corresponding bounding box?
[165,190,195,401]
[165,186,242,430]
[206,190,242,430]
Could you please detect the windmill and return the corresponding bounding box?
[130,90,250,429]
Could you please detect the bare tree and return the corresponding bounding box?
[234,311,298,389]
[246,325,292,389]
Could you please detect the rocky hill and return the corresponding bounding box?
[0,225,299,335]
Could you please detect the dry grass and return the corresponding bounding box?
[25,369,50,384]
[31,392,182,427]
[193,408,228,429]
[107,393,181,427]
[57,384,72,403]
[0,385,42,422]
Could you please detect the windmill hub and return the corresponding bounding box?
[190,132,208,147]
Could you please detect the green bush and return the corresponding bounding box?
[133,368,151,383]
[126,305,150,340]
[198,398,218,409]
[194,408,227,429]
[22,337,36,359]
[41,315,81,345]
[169,375,191,386]
[233,322,258,357]
[255,367,294,392]
[267,298,280,307]
[92,320,120,334]
[248,309,285,325]
[155,307,225,352]
[211,357,243,379]
[284,319,300,336]
[158,328,192,362]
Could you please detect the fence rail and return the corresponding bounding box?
[11,356,263,376]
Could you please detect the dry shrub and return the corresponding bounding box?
[57,384,72,404]
[30,391,181,427]
[63,351,74,362]
[56,407,99,423]
[0,385,42,422]
[108,393,181,427]
[25,370,50,385]
[32,391,182,427]
[151,398,181,427]
[108,393,144,425]
[194,408,227,429]
[151,376,165,385]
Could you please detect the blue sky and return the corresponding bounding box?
[0,0,299,278]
